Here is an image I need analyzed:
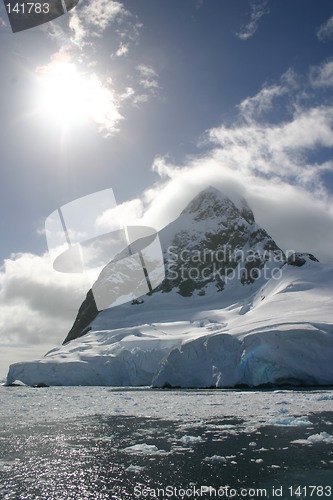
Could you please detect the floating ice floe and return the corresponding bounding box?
[123,443,169,455]
[291,432,333,445]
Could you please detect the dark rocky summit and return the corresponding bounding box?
[287,252,319,267]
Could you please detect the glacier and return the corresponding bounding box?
[6,257,333,387]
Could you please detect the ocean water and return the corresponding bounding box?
[0,387,332,499]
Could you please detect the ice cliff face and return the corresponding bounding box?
[64,187,284,343]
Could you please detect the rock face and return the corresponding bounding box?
[64,290,98,344]
[287,252,319,267]
[64,187,284,344]
[158,186,282,295]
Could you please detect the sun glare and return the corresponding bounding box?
[36,61,121,133]
[38,62,89,126]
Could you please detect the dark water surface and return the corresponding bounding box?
[0,409,332,499]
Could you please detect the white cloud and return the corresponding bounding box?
[0,252,90,378]
[83,0,125,32]
[132,94,150,106]
[116,43,129,57]
[0,252,88,344]
[201,61,333,197]
[146,154,333,264]
[206,105,333,191]
[137,64,157,79]
[236,0,269,40]
[68,0,141,51]
[137,64,159,89]
[238,84,287,118]
[310,60,333,87]
[69,0,128,46]
[317,15,333,41]
[68,14,86,46]
[131,64,160,105]
[96,198,144,231]
[87,74,124,135]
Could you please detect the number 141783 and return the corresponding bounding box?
[6,3,50,14]
[288,485,332,497]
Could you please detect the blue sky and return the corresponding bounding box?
[0,0,333,378]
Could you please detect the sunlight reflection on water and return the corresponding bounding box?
[0,388,332,499]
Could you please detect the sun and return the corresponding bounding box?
[37,61,90,127]
[35,59,121,133]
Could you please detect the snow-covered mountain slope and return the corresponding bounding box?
[6,187,333,387]
[6,256,333,387]
[64,187,284,343]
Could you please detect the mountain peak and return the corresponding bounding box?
[181,186,255,225]
[64,186,282,343]
[183,186,231,213]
